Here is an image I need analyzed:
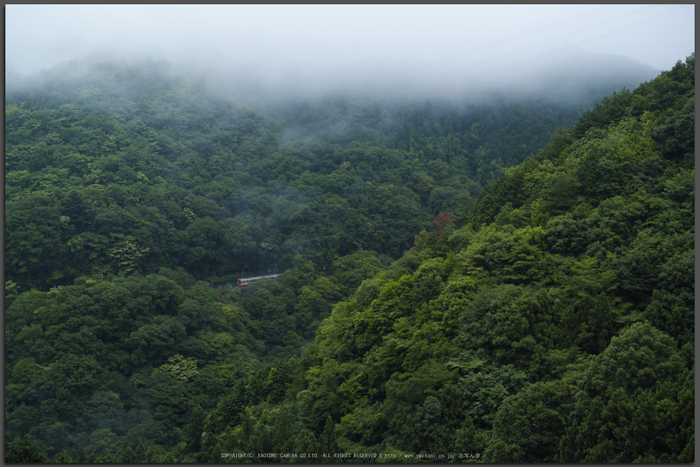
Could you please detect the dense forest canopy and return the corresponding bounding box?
[4,54,694,462]
[5,56,656,292]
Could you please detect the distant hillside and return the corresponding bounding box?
[4,54,692,462]
[512,50,661,104]
[4,55,642,293]
[287,53,693,462]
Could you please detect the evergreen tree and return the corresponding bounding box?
[319,415,339,462]
[5,435,49,463]
[184,405,206,455]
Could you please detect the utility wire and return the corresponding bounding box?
[402,4,689,91]
[376,4,656,90]
[286,5,688,133]
[361,4,619,85]
[289,6,622,132]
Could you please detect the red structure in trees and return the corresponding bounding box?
[432,211,455,238]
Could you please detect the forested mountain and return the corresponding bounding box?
[4,55,693,462]
[4,57,655,292]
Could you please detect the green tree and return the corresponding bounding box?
[319,415,339,461]
[5,435,50,463]
[184,406,206,455]
[486,381,568,462]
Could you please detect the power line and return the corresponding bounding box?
[384,4,656,89]
[402,4,690,91]
[361,4,620,86]
[282,7,628,132]
[281,5,689,133]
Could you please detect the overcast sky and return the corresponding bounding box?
[5,4,695,99]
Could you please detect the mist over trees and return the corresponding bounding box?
[4,53,694,462]
[6,53,647,291]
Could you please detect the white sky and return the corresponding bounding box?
[5,4,695,98]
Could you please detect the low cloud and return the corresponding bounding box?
[6,5,693,104]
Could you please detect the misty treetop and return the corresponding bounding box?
[5,56,622,292]
[4,54,694,462]
[286,54,693,462]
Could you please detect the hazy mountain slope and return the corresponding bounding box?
[285,53,693,462]
[165,54,693,463]
[4,54,692,462]
[5,56,640,293]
